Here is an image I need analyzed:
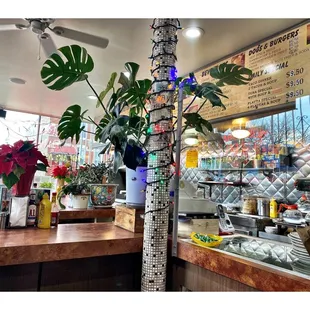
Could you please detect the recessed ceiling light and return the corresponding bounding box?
[123,71,130,78]
[182,27,204,39]
[9,77,26,85]
[88,95,97,100]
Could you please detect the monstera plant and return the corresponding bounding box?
[40,45,252,173]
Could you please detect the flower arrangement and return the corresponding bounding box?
[52,165,69,180]
[0,140,49,195]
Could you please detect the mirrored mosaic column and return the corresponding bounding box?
[141,18,179,292]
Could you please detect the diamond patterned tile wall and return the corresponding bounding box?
[180,145,310,204]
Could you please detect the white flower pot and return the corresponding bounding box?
[126,166,147,207]
[71,194,89,209]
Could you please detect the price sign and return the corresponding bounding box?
[192,21,310,121]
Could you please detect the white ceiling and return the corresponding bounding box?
[0,18,306,119]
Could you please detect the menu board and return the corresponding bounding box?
[191,22,310,121]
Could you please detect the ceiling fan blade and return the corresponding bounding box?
[51,26,109,49]
[0,24,24,31]
[39,34,59,57]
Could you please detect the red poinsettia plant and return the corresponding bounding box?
[52,165,69,179]
[0,140,49,194]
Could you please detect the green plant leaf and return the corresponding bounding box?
[118,72,130,90]
[13,166,25,179]
[95,114,113,142]
[2,172,19,189]
[113,151,123,173]
[116,115,130,126]
[209,62,252,87]
[96,72,117,108]
[120,79,151,115]
[124,62,140,85]
[128,115,146,128]
[58,105,87,143]
[183,113,213,135]
[36,163,47,172]
[41,45,94,90]
[99,142,111,155]
[196,82,227,109]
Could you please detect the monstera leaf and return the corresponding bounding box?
[195,82,227,109]
[58,105,87,143]
[124,62,140,86]
[121,79,151,115]
[96,72,117,108]
[41,45,94,90]
[95,114,114,142]
[183,113,213,135]
[210,63,252,87]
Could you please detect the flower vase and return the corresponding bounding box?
[56,179,65,195]
[12,165,37,197]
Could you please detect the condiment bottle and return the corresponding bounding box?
[50,192,59,228]
[269,198,278,219]
[27,189,37,226]
[37,193,52,229]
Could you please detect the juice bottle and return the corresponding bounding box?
[269,198,278,218]
[38,193,52,229]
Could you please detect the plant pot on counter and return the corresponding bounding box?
[90,184,118,207]
[71,194,90,209]
[125,166,147,208]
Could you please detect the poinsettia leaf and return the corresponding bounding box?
[36,163,47,172]
[13,165,25,178]
[2,172,19,189]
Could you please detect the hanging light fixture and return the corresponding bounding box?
[231,124,250,139]
[184,133,199,146]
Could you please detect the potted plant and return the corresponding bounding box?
[57,166,90,209]
[0,140,49,196]
[78,162,118,207]
[40,45,252,207]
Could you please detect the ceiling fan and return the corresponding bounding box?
[0,18,109,57]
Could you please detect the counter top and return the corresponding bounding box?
[0,223,143,266]
[176,238,310,291]
[59,208,115,220]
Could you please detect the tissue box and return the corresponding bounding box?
[9,196,29,228]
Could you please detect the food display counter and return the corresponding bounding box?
[170,234,310,291]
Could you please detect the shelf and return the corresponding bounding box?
[199,168,273,173]
[198,181,249,187]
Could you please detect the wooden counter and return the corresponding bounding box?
[170,239,310,292]
[0,223,143,266]
[59,208,115,220]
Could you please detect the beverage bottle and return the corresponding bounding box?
[27,189,37,226]
[269,198,278,219]
[50,192,59,228]
[38,193,52,229]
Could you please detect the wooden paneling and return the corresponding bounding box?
[0,263,39,291]
[168,258,257,292]
[40,254,142,291]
